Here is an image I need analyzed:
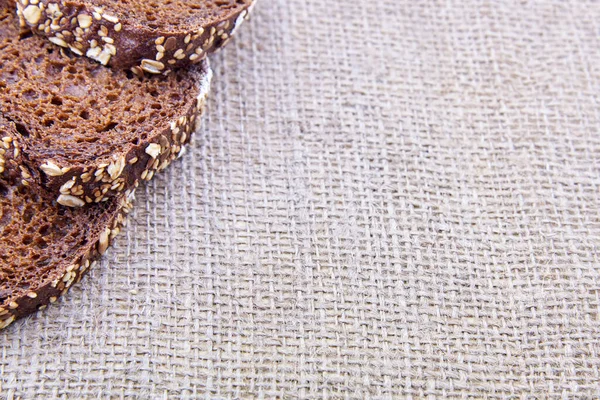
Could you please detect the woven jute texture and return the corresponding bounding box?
[2,0,600,398]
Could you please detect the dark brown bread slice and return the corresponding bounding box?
[0,117,134,330]
[14,0,255,73]
[0,8,212,206]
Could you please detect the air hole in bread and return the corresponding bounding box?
[38,225,50,236]
[99,122,118,133]
[22,235,33,246]
[22,206,35,224]
[14,123,30,137]
[18,31,33,41]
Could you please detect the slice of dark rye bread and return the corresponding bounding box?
[14,0,255,73]
[0,8,212,207]
[0,117,135,330]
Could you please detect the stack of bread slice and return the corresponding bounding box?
[0,0,255,330]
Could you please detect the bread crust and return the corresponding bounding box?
[15,0,256,72]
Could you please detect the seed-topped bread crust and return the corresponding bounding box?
[14,0,255,73]
[0,9,212,206]
[0,117,135,330]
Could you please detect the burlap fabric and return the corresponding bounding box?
[2,0,600,398]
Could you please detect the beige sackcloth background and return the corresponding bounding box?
[2,0,600,398]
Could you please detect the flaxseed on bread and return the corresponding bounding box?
[0,117,135,330]
[14,0,255,73]
[0,7,212,206]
